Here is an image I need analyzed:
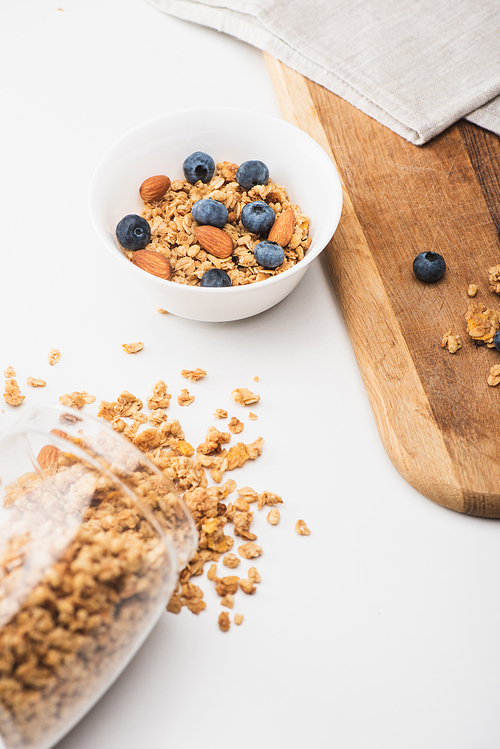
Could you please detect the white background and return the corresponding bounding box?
[1,1,500,748]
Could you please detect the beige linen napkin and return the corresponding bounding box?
[147,0,500,145]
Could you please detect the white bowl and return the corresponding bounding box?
[88,107,343,322]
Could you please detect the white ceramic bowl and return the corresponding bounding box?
[88,107,343,322]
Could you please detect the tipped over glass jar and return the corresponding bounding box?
[0,404,197,749]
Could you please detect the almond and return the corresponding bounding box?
[195,226,234,259]
[132,250,172,280]
[139,175,171,202]
[37,444,60,470]
[267,208,295,247]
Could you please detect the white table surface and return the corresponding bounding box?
[1,2,500,748]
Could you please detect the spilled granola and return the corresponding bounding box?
[181,368,207,382]
[239,579,257,595]
[238,542,262,559]
[3,379,24,407]
[0,366,298,651]
[147,380,171,410]
[488,265,500,295]
[465,301,499,347]
[59,391,96,409]
[248,567,261,584]
[228,416,244,434]
[267,508,280,525]
[218,611,230,632]
[232,387,260,406]
[47,348,61,366]
[122,341,144,354]
[178,388,195,407]
[295,519,311,536]
[26,376,46,387]
[441,330,462,354]
[87,384,290,633]
[488,365,500,386]
[222,554,240,569]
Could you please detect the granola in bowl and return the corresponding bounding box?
[120,160,311,287]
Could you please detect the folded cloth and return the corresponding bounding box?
[147,0,500,145]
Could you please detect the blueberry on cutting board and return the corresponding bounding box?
[412,251,446,282]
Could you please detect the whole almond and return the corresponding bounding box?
[139,175,171,202]
[37,444,60,470]
[132,249,172,280]
[195,226,234,259]
[267,208,295,247]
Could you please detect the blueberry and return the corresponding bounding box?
[116,214,151,251]
[254,240,285,270]
[412,251,446,282]
[241,201,276,234]
[200,269,232,287]
[183,151,215,184]
[192,198,228,229]
[494,330,500,352]
[236,160,269,190]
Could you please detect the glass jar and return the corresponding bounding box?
[0,404,197,749]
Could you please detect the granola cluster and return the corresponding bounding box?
[441,270,500,386]
[26,377,46,388]
[488,265,500,295]
[465,301,499,347]
[441,329,462,354]
[295,519,312,536]
[231,387,260,406]
[462,285,500,386]
[47,349,61,366]
[59,391,96,409]
[488,365,500,387]
[133,162,311,286]
[3,379,24,407]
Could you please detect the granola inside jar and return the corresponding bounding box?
[0,405,197,749]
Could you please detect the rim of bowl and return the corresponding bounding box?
[89,105,343,294]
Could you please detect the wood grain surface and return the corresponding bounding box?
[265,54,500,517]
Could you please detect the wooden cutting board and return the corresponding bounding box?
[265,54,500,517]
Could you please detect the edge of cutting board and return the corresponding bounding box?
[265,53,500,518]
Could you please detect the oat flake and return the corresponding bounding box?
[122,342,144,354]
